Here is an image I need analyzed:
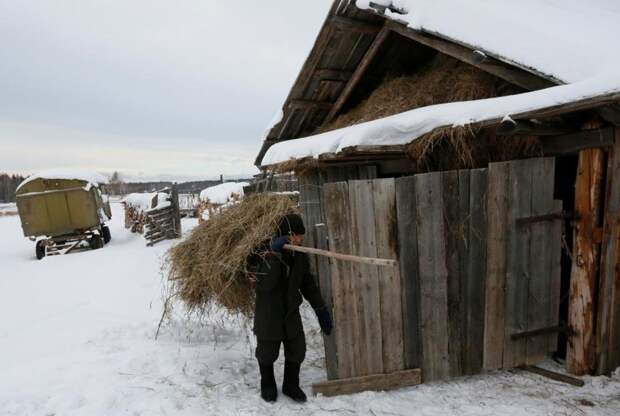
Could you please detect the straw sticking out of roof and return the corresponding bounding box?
[316,53,541,171]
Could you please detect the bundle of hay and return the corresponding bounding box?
[320,54,541,171]
[165,193,299,318]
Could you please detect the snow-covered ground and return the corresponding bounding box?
[0,202,17,216]
[1,203,619,415]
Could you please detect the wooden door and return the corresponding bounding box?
[483,158,563,370]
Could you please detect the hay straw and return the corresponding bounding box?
[321,54,521,133]
[164,193,299,318]
[314,54,541,171]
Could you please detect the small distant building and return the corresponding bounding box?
[197,182,250,222]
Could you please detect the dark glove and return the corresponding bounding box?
[270,236,289,253]
[315,307,333,336]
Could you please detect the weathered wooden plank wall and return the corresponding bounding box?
[317,157,563,384]
[596,129,620,375]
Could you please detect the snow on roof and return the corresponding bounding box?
[262,72,620,166]
[17,169,109,192]
[199,182,250,205]
[357,0,620,83]
[260,1,620,166]
[123,192,170,212]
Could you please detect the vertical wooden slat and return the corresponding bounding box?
[457,170,471,375]
[315,222,339,380]
[548,199,564,354]
[442,171,463,377]
[349,180,384,375]
[596,130,620,375]
[466,168,488,374]
[373,178,405,373]
[484,162,510,370]
[527,158,556,364]
[395,176,421,369]
[503,159,534,368]
[415,172,450,381]
[323,182,357,379]
[567,149,605,375]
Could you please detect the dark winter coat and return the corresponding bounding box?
[253,251,325,341]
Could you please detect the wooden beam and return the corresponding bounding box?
[325,26,391,123]
[314,68,353,82]
[567,148,606,375]
[283,243,398,267]
[520,366,585,387]
[511,324,572,341]
[540,127,616,155]
[329,15,382,34]
[386,21,556,91]
[368,1,407,15]
[312,368,421,397]
[598,104,620,126]
[497,119,575,136]
[288,99,333,111]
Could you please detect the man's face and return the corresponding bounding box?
[289,233,304,246]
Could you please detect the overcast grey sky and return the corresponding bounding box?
[0,0,332,181]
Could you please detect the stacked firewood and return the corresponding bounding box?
[123,203,147,234]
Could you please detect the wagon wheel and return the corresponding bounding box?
[101,226,112,244]
[35,240,46,260]
[89,235,104,250]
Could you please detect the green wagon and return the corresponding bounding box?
[16,172,112,259]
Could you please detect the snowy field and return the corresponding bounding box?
[0,202,17,216]
[1,203,620,416]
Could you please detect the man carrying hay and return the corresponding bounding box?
[253,214,333,403]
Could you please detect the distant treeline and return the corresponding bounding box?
[0,171,252,200]
[0,173,27,203]
[107,179,253,196]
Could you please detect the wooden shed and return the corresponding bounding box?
[255,0,620,396]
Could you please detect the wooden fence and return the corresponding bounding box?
[314,157,564,388]
[144,187,182,246]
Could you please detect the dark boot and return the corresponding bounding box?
[282,361,307,402]
[259,364,277,402]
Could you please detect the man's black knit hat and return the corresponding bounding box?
[277,214,306,236]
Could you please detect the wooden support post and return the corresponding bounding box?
[567,149,606,375]
[596,127,620,374]
[312,368,421,397]
[170,186,182,238]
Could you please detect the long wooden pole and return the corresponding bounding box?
[283,244,398,267]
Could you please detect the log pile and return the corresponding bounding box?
[123,204,147,233]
